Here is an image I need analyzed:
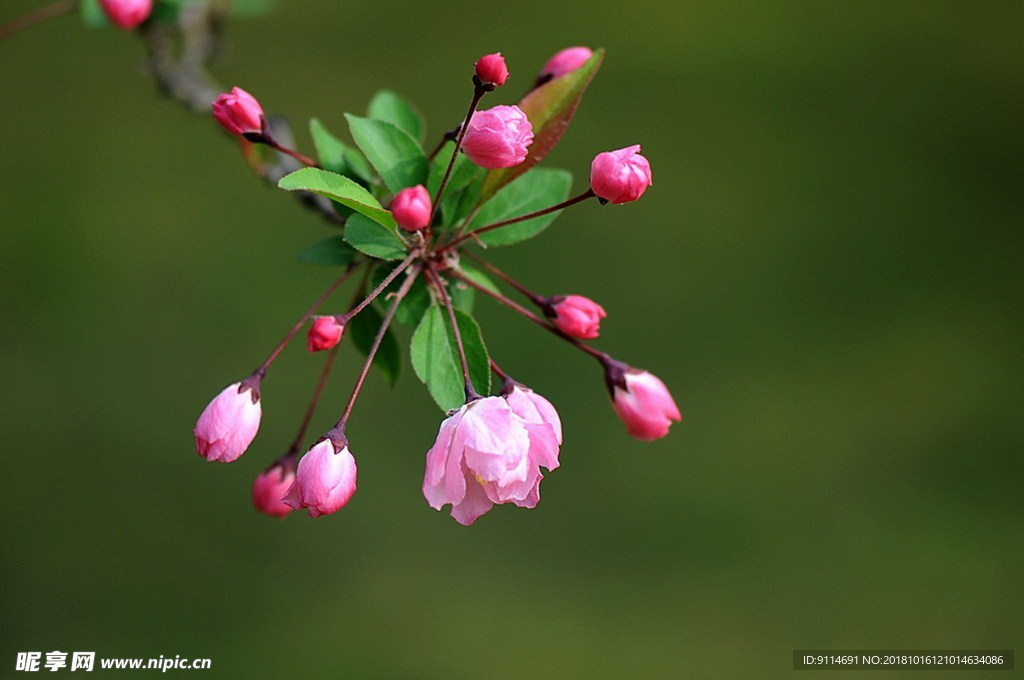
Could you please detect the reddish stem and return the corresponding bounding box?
[426,128,459,163]
[448,268,608,362]
[445,189,595,250]
[286,343,341,455]
[425,266,479,401]
[340,251,418,323]
[255,262,361,376]
[462,251,545,306]
[267,139,319,168]
[430,86,486,223]
[489,358,510,382]
[336,265,422,429]
[0,0,75,41]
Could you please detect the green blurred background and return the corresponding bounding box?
[1,1,1021,677]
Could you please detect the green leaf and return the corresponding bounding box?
[411,306,491,411]
[370,263,432,326]
[79,0,108,27]
[343,148,376,185]
[411,308,459,410]
[296,236,358,267]
[149,0,185,23]
[442,176,483,227]
[428,141,484,228]
[349,303,401,386]
[453,309,491,398]
[279,168,396,228]
[480,49,604,200]
[344,214,407,261]
[307,118,375,184]
[427,141,481,198]
[368,90,426,145]
[345,114,428,194]
[458,264,501,295]
[449,263,500,312]
[449,278,474,312]
[309,118,348,174]
[468,168,573,246]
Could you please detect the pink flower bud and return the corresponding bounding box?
[423,396,558,525]
[194,381,262,463]
[474,53,509,88]
[307,316,344,352]
[546,295,606,339]
[589,145,653,204]
[391,185,432,232]
[211,87,264,137]
[98,0,152,30]
[283,439,357,518]
[252,461,296,519]
[461,105,534,169]
[606,364,681,441]
[539,47,593,81]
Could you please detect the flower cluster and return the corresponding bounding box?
[195,47,680,525]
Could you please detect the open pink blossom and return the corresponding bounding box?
[252,461,296,519]
[461,105,534,169]
[423,396,559,525]
[391,185,432,232]
[475,53,509,88]
[539,47,593,80]
[283,439,357,518]
[211,87,264,137]
[590,144,653,204]
[194,381,262,462]
[547,295,606,339]
[307,315,344,352]
[99,0,152,30]
[503,384,562,506]
[606,363,681,441]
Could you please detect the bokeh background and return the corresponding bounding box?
[1,1,1021,677]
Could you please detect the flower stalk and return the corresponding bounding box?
[0,0,76,41]
[340,251,419,323]
[426,127,459,163]
[447,268,608,362]
[255,262,361,377]
[335,264,423,430]
[461,251,545,306]
[262,137,319,168]
[489,358,512,384]
[285,343,340,456]
[425,266,480,402]
[444,189,595,250]
[430,84,487,223]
